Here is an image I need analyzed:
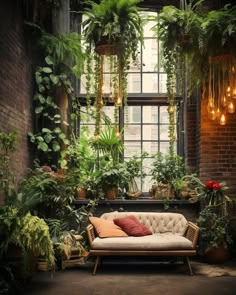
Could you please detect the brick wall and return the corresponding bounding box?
[0,0,33,202]
[186,97,199,172]
[199,97,236,196]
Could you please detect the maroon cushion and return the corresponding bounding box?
[113,215,152,237]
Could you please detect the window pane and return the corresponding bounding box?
[102,106,115,123]
[143,12,157,37]
[80,74,95,94]
[143,125,158,140]
[124,125,141,140]
[127,106,141,123]
[160,142,170,154]
[143,141,158,154]
[142,39,158,72]
[143,158,153,175]
[160,125,169,140]
[142,74,158,93]
[143,106,158,123]
[143,176,153,193]
[80,124,95,135]
[160,106,169,123]
[124,142,141,157]
[159,74,167,93]
[127,74,141,93]
[80,107,95,124]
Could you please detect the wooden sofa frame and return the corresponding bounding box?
[86,221,200,275]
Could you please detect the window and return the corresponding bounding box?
[78,11,178,194]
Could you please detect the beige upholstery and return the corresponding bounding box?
[87,211,200,275]
[92,233,193,250]
[101,211,188,235]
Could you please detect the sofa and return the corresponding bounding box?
[86,211,200,275]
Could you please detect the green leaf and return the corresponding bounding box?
[36,75,43,84]
[44,133,53,143]
[45,56,53,65]
[63,139,70,145]
[42,128,52,133]
[52,143,60,152]
[60,159,67,169]
[59,133,66,140]
[46,96,53,104]
[54,127,61,133]
[38,142,48,152]
[35,106,44,114]
[50,74,59,85]
[42,67,52,73]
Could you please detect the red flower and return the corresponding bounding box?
[205,180,221,190]
[212,182,221,190]
[205,181,214,190]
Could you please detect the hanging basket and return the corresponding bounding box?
[95,44,120,56]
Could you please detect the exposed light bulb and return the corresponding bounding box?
[220,113,226,125]
[222,96,227,107]
[228,101,235,113]
[226,86,231,93]
[216,108,221,118]
[116,96,122,106]
[233,88,236,99]
[210,109,216,120]
[207,98,214,113]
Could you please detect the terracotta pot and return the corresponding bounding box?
[105,186,118,200]
[75,187,87,200]
[204,247,230,264]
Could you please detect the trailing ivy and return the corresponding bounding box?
[29,32,85,166]
[28,57,71,157]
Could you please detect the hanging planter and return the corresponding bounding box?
[82,0,144,136]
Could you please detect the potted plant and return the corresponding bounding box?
[150,152,186,199]
[196,207,233,263]
[124,152,148,199]
[82,0,144,135]
[97,159,128,200]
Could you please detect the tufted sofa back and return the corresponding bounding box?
[101,211,188,236]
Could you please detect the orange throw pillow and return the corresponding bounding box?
[113,215,152,236]
[89,217,128,238]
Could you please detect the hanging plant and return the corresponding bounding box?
[151,1,203,154]
[82,0,144,136]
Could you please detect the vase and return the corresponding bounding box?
[204,247,230,264]
[75,187,87,200]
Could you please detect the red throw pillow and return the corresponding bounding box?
[113,215,152,236]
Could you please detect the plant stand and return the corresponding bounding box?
[61,252,86,270]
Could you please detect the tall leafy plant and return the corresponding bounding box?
[29,32,85,166]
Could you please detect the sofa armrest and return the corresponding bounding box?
[86,224,96,247]
[185,222,200,249]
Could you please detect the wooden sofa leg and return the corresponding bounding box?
[93,256,101,275]
[184,257,193,276]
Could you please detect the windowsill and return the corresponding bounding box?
[73,198,198,205]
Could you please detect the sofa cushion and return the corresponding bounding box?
[91,233,193,250]
[89,217,128,238]
[101,212,188,235]
[113,215,152,236]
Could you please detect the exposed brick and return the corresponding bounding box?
[0,0,33,203]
